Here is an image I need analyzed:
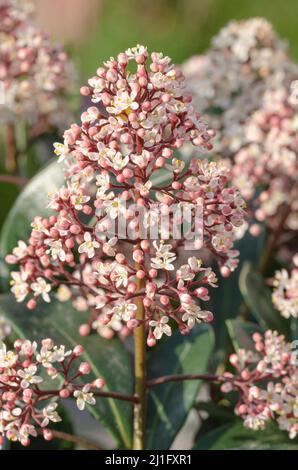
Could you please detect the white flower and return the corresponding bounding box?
[45,239,66,261]
[103,237,118,256]
[130,150,151,168]
[125,44,147,59]
[151,241,176,271]
[181,302,212,329]
[103,197,123,219]
[12,241,28,260]
[56,285,72,302]
[0,344,18,368]
[74,385,96,411]
[112,263,129,288]
[108,90,139,115]
[149,316,172,340]
[41,403,62,427]
[94,262,112,286]
[135,181,152,196]
[112,302,137,322]
[31,277,51,303]
[70,192,90,210]
[31,216,49,234]
[188,257,203,271]
[96,173,110,196]
[19,424,37,440]
[10,271,29,302]
[17,364,43,389]
[37,346,54,368]
[78,232,100,258]
[53,142,70,162]
[171,158,185,173]
[104,151,129,171]
[51,345,72,363]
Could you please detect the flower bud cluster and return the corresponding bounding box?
[6,45,246,343]
[0,0,74,130]
[222,330,298,439]
[0,339,103,446]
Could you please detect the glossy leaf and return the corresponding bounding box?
[226,319,263,352]
[240,262,290,338]
[146,325,214,449]
[208,230,265,365]
[0,294,133,448]
[0,161,63,289]
[194,421,298,450]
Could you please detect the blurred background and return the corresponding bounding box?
[1,0,298,451]
[34,0,298,83]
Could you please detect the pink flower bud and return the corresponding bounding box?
[73,345,84,356]
[93,378,105,389]
[27,299,37,310]
[43,429,53,441]
[79,324,91,337]
[59,389,70,398]
[79,362,91,375]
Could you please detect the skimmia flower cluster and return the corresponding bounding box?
[6,45,246,343]
[0,339,104,446]
[221,331,298,439]
[0,0,74,130]
[272,254,298,319]
[182,18,297,157]
[232,85,298,233]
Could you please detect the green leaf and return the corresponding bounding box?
[0,161,63,289]
[208,230,266,365]
[0,183,20,230]
[194,421,298,450]
[240,262,290,337]
[0,294,133,449]
[226,319,263,351]
[146,325,214,450]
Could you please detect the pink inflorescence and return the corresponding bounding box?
[272,254,298,319]
[232,86,298,233]
[182,18,297,158]
[0,339,104,446]
[0,0,74,130]
[6,45,246,343]
[222,330,298,439]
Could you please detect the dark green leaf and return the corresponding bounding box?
[0,161,63,289]
[146,325,214,450]
[208,230,266,365]
[194,420,298,450]
[0,294,133,448]
[240,262,290,337]
[226,319,263,351]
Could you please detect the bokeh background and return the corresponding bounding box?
[34,0,298,83]
[1,0,298,450]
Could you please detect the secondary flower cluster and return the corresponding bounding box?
[0,338,104,446]
[0,0,74,130]
[6,45,246,343]
[272,254,298,319]
[221,330,298,439]
[182,18,297,157]
[232,86,298,234]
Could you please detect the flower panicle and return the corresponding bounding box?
[6,45,247,344]
[221,330,298,439]
[0,338,104,446]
